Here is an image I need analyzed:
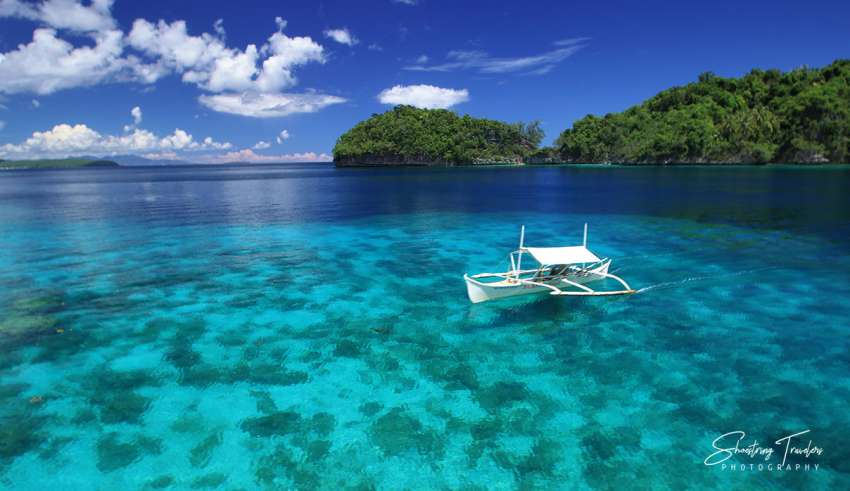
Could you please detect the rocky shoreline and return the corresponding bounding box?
[334,155,525,167]
[334,157,843,168]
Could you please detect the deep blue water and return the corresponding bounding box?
[1,163,849,489]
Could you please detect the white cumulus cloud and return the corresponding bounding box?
[252,140,271,149]
[0,122,231,159]
[127,19,226,73]
[198,92,345,118]
[127,18,326,94]
[124,17,336,118]
[131,106,142,125]
[276,129,290,143]
[323,28,358,46]
[0,5,341,120]
[0,28,125,95]
[0,0,116,32]
[124,105,142,131]
[0,2,148,95]
[377,84,469,109]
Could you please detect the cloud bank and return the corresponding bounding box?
[197,148,332,164]
[0,122,231,159]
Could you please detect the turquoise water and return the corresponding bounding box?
[1,164,849,489]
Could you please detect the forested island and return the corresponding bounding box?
[557,59,850,164]
[0,158,119,170]
[333,105,543,166]
[334,59,850,166]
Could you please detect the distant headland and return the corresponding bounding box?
[334,59,850,166]
[0,158,120,170]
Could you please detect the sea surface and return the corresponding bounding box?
[1,163,849,490]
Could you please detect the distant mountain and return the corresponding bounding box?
[107,154,195,166]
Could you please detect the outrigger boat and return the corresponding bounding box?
[464,224,635,303]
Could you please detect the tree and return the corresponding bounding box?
[512,120,545,148]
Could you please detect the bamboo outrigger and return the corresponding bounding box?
[463,225,636,303]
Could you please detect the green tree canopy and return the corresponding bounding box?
[333,105,537,165]
[556,59,850,164]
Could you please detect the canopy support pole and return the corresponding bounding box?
[583,223,588,247]
[515,225,525,279]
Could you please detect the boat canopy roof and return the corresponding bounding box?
[524,246,601,265]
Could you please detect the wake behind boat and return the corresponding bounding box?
[464,224,635,303]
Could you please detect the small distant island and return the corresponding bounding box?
[0,158,120,170]
[334,59,850,166]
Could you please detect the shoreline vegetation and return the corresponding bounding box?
[0,158,119,170]
[334,59,850,167]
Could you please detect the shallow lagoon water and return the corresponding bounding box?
[1,163,849,489]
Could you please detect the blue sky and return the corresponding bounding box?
[0,0,848,162]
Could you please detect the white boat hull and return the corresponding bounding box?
[464,261,611,304]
